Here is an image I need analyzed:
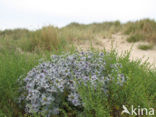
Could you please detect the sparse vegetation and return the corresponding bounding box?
[126,34,145,42]
[138,44,154,50]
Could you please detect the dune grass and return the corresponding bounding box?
[124,19,156,44]
[0,28,30,40]
[0,26,73,55]
[60,21,121,42]
[138,44,154,50]
[0,19,155,53]
[126,34,145,42]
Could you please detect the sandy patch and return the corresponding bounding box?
[76,33,156,68]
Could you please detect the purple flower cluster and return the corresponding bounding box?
[18,51,127,116]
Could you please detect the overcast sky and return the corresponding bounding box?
[0,0,156,30]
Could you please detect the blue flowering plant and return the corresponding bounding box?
[17,51,129,116]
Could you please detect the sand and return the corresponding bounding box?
[76,33,156,68]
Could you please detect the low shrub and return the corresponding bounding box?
[138,44,153,50]
[18,50,156,117]
[18,51,127,116]
[127,34,144,42]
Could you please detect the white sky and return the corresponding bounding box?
[0,0,156,30]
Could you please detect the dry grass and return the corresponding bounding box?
[0,19,156,54]
[0,26,69,53]
[123,19,156,44]
[32,26,59,51]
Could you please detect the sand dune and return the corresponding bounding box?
[77,33,156,68]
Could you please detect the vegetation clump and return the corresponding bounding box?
[17,51,156,117]
[126,34,144,42]
[138,44,154,50]
[124,19,156,44]
[18,51,127,116]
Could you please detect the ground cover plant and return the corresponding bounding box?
[138,44,154,50]
[0,49,41,117]
[126,34,144,43]
[0,48,156,117]
[18,51,127,116]
[17,50,156,117]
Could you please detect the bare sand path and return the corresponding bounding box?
[76,33,156,68]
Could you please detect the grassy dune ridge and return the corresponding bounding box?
[0,19,156,117]
[0,19,156,53]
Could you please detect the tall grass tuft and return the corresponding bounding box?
[138,44,154,50]
[19,26,68,52]
[124,19,156,44]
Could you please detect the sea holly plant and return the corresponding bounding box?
[18,51,128,116]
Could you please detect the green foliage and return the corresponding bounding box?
[0,26,70,54]
[0,110,7,117]
[19,26,68,52]
[77,81,110,117]
[127,34,144,42]
[0,50,41,117]
[138,44,154,50]
[0,28,30,40]
[75,50,156,117]
[0,48,156,117]
[60,20,122,42]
